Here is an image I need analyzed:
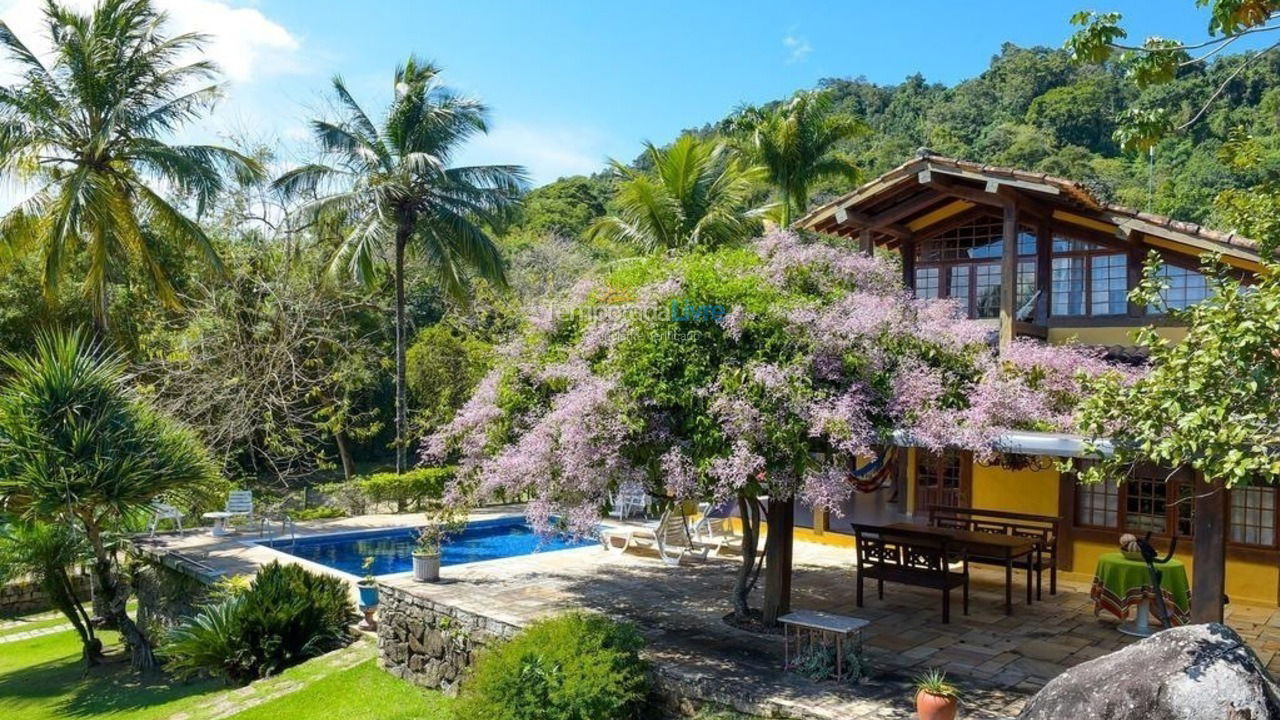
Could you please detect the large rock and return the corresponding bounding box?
[1020,624,1280,720]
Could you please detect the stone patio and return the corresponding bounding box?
[134,510,1280,719]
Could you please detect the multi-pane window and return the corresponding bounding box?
[916,450,965,509]
[1074,466,1280,550]
[914,217,1036,318]
[914,268,940,299]
[1051,234,1127,317]
[1230,487,1277,547]
[1149,263,1210,312]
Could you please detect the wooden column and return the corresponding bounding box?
[1127,236,1147,318]
[1057,464,1076,572]
[901,238,916,292]
[859,228,873,257]
[1035,220,1052,326]
[762,497,795,625]
[1192,477,1228,624]
[998,202,1019,348]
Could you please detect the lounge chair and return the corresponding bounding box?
[147,502,184,537]
[691,502,743,554]
[601,510,711,566]
[225,490,254,530]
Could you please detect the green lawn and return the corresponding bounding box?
[0,620,451,720]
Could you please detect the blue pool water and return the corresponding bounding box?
[260,517,593,576]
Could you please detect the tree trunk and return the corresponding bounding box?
[732,497,760,620]
[335,428,356,481]
[394,224,409,475]
[83,520,155,672]
[47,569,101,667]
[761,497,795,626]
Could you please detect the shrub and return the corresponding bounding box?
[357,467,453,512]
[165,562,355,684]
[290,506,347,521]
[457,612,650,720]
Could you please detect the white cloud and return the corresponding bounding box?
[0,0,303,84]
[458,121,611,187]
[783,32,812,64]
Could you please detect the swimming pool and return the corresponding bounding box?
[259,516,594,576]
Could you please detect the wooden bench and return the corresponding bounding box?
[926,505,1060,599]
[851,523,969,623]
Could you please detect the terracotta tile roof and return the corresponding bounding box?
[795,150,1261,259]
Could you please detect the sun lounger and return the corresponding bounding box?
[601,510,712,566]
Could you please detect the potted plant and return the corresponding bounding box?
[356,556,379,608]
[914,669,960,720]
[413,504,460,582]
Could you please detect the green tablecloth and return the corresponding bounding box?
[1089,551,1191,626]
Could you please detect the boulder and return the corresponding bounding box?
[1020,623,1280,720]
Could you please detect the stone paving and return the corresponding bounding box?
[0,622,73,644]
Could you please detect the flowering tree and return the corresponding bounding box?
[425,230,1133,624]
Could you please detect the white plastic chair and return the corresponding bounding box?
[608,482,648,520]
[601,510,711,566]
[147,502,184,537]
[226,490,254,523]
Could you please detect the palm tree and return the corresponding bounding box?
[731,90,868,226]
[275,58,525,473]
[0,329,219,671]
[0,0,262,332]
[0,520,100,666]
[586,135,767,251]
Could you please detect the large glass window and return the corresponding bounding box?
[914,217,1036,318]
[1230,487,1276,547]
[1149,263,1210,312]
[1051,234,1126,317]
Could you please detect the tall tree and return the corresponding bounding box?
[730,90,868,226]
[276,59,524,473]
[0,0,261,332]
[586,134,767,251]
[0,329,218,671]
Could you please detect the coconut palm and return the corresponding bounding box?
[0,520,100,666]
[731,90,868,226]
[0,0,262,331]
[586,135,767,251]
[275,58,525,473]
[0,329,219,671]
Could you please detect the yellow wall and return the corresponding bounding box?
[1047,325,1187,345]
[1066,538,1278,607]
[970,463,1059,517]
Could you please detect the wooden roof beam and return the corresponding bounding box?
[918,172,1013,210]
[832,206,913,241]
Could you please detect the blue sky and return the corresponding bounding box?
[1,1,1269,185]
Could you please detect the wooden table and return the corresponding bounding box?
[882,522,1036,615]
[779,610,869,681]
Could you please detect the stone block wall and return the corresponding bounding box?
[0,574,91,617]
[376,583,518,693]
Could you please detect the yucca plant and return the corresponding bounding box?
[0,0,262,331]
[0,328,219,671]
[730,90,868,226]
[587,134,768,251]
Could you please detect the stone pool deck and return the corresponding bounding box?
[375,528,1280,720]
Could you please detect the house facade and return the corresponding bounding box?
[793,151,1277,609]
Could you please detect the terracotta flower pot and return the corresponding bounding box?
[915,690,958,720]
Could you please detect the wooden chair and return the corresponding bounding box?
[851,523,969,623]
[926,505,1060,598]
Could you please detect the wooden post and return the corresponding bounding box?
[1192,477,1228,624]
[901,238,917,292]
[762,497,795,625]
[1057,465,1075,572]
[859,228,873,257]
[1035,220,1052,326]
[1127,237,1147,318]
[999,202,1018,348]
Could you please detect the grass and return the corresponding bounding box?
[0,622,451,720]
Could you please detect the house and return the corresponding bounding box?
[791,150,1274,614]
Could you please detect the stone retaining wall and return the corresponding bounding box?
[0,574,91,617]
[376,583,518,693]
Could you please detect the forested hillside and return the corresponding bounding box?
[519,42,1280,242]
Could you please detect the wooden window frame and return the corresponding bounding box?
[914,449,973,510]
[1049,234,1129,319]
[914,218,1036,319]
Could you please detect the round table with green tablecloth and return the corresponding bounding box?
[1089,551,1191,636]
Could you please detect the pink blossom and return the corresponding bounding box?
[660,448,698,499]
[801,464,853,515]
[708,442,765,500]
[719,305,747,341]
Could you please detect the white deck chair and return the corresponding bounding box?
[601,510,711,566]
[608,483,649,520]
[226,490,254,524]
[147,502,184,537]
[691,512,743,555]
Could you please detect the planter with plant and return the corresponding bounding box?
[357,556,379,629]
[413,504,461,582]
[914,669,960,720]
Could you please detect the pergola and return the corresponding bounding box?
[788,150,1267,625]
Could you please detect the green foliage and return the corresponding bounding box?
[586,134,766,251]
[289,506,347,521]
[0,519,99,662]
[356,467,454,512]
[165,562,355,684]
[406,324,494,432]
[456,613,649,720]
[517,175,611,238]
[789,637,869,683]
[914,668,960,699]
